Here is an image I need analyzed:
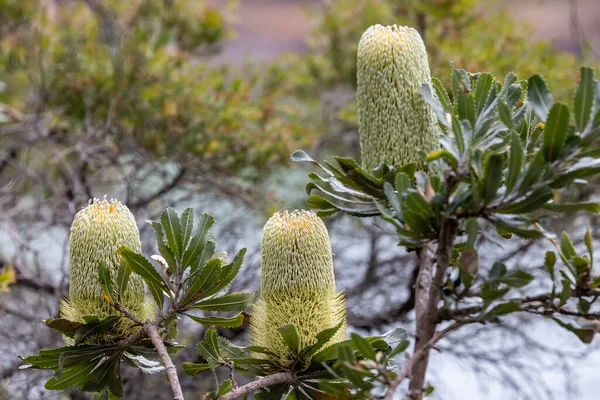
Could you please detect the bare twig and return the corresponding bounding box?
[219,372,295,400]
[144,323,184,400]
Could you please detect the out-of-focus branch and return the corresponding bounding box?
[220,372,295,400]
[130,167,186,209]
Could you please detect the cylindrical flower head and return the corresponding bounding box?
[357,24,439,170]
[250,210,346,367]
[60,197,154,341]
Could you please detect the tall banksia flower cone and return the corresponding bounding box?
[357,24,439,170]
[250,210,346,366]
[60,197,154,341]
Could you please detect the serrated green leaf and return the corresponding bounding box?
[116,260,131,302]
[506,132,524,193]
[74,316,122,345]
[475,73,494,114]
[433,77,452,113]
[180,208,195,254]
[192,292,258,312]
[182,213,215,271]
[422,83,450,126]
[302,321,344,358]
[182,362,210,376]
[543,103,570,162]
[161,208,183,260]
[574,67,594,131]
[528,74,553,121]
[201,248,247,300]
[182,258,222,305]
[278,324,300,353]
[196,328,221,362]
[119,247,165,311]
[184,313,245,328]
[98,262,113,304]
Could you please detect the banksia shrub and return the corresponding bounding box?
[60,197,154,341]
[357,24,439,170]
[250,210,347,367]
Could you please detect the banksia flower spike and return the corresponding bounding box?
[60,197,154,342]
[357,24,439,170]
[250,210,347,367]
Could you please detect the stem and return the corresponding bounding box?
[219,372,295,400]
[408,172,459,399]
[406,245,436,399]
[144,323,184,400]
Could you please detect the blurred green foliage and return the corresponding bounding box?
[307,0,591,102]
[0,0,322,190]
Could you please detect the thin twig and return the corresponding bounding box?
[144,323,184,400]
[219,372,295,400]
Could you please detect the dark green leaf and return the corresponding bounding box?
[433,77,452,113]
[201,248,247,299]
[182,362,210,376]
[474,73,494,114]
[180,208,195,254]
[574,67,595,131]
[302,321,344,358]
[119,247,165,311]
[196,328,221,362]
[218,379,233,396]
[404,191,433,218]
[505,131,524,193]
[487,301,520,317]
[527,75,553,121]
[543,103,570,162]
[560,231,577,260]
[116,260,131,302]
[482,153,504,204]
[496,186,553,214]
[544,202,600,213]
[161,208,183,260]
[350,333,377,361]
[500,270,534,288]
[182,213,215,271]
[278,324,300,353]
[45,318,84,334]
[182,258,222,305]
[98,262,113,305]
[184,313,245,328]
[550,318,595,343]
[192,292,258,312]
[422,83,450,126]
[545,251,556,277]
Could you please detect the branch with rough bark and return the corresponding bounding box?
[407,171,459,400]
[219,372,295,400]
